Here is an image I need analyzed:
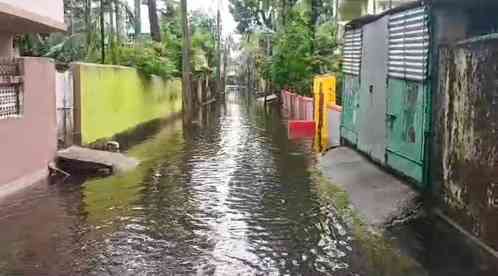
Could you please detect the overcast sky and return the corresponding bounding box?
[128,0,237,36]
[189,0,237,35]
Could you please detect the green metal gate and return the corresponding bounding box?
[386,6,429,187]
[341,28,362,146]
[341,75,360,145]
[386,80,427,184]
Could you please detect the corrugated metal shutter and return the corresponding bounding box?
[388,7,429,81]
[343,28,362,76]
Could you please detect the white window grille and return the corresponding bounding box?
[0,59,23,119]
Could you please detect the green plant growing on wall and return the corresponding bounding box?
[115,43,178,78]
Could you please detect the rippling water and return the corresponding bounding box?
[0,92,356,276]
[0,91,495,276]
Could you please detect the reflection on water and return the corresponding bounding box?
[0,89,495,276]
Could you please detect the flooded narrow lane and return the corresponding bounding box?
[0,91,495,276]
[0,92,357,275]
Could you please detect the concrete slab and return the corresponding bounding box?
[57,146,139,174]
[319,147,419,228]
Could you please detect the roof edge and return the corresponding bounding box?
[0,2,66,33]
[345,1,426,30]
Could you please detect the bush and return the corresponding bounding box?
[271,12,314,96]
[115,42,178,78]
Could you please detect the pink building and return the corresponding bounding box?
[0,0,65,197]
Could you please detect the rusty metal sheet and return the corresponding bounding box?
[438,37,498,252]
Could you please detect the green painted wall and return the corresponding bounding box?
[340,75,360,146]
[73,63,182,145]
[386,78,427,186]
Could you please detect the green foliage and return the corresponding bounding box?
[161,18,183,75]
[271,11,314,95]
[229,0,276,33]
[19,0,217,80]
[18,33,88,64]
[314,21,340,73]
[232,0,340,96]
[190,11,217,72]
[114,42,178,78]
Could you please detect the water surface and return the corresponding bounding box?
[0,90,495,276]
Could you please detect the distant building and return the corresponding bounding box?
[336,0,412,42]
[338,0,411,23]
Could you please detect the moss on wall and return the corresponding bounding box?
[74,63,182,145]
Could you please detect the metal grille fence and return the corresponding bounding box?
[0,59,23,119]
[343,28,363,75]
[388,7,429,81]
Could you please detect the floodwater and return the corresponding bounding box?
[0,90,495,276]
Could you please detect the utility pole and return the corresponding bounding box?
[181,0,193,117]
[100,0,105,63]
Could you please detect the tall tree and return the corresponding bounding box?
[181,0,193,116]
[222,36,231,93]
[229,0,277,33]
[134,0,142,38]
[148,0,162,41]
[216,8,222,94]
[115,0,122,43]
[85,0,92,47]
[100,0,105,63]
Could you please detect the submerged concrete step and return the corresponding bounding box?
[57,146,139,175]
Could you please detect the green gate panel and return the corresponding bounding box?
[386,78,427,186]
[341,75,360,145]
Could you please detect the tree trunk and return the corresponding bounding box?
[115,0,121,44]
[134,0,141,38]
[310,0,321,73]
[310,0,321,38]
[100,0,105,63]
[110,1,116,63]
[85,0,92,48]
[216,9,222,95]
[181,0,193,117]
[223,39,229,93]
[334,0,338,26]
[148,0,162,42]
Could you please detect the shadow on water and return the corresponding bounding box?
[0,88,495,275]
